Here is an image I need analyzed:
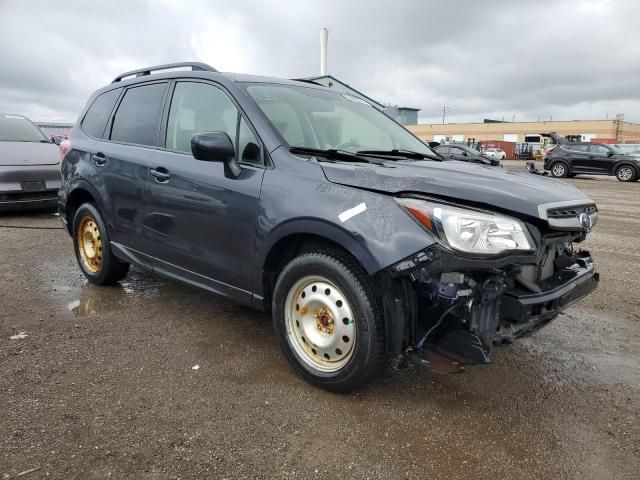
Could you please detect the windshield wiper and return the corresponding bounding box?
[290,146,370,163]
[357,149,443,161]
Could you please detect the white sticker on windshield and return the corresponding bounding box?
[341,93,370,106]
[339,202,367,223]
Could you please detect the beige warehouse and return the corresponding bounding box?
[407,119,640,144]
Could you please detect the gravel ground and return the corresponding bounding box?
[1,166,638,479]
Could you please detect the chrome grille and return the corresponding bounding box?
[547,204,597,219]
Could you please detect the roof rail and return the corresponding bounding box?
[111,62,217,83]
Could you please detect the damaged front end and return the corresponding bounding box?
[381,198,599,373]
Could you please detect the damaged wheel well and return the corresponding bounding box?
[262,233,366,308]
[262,233,416,360]
[66,188,97,230]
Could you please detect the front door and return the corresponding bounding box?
[587,144,615,174]
[145,81,265,303]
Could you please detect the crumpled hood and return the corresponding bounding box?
[320,159,593,220]
[0,141,59,166]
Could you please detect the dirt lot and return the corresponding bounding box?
[1,166,639,479]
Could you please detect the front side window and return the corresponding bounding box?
[81,88,121,138]
[245,84,434,155]
[0,114,47,142]
[110,83,167,146]
[166,82,262,165]
[237,117,261,165]
[590,144,610,155]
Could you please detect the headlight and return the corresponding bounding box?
[396,198,534,255]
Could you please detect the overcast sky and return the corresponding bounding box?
[1,0,638,124]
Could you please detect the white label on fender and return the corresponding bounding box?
[339,202,367,223]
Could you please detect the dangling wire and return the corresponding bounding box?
[416,304,459,350]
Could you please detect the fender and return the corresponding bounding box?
[611,160,639,177]
[257,217,381,275]
[64,179,109,231]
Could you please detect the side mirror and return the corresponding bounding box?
[50,135,60,145]
[462,151,468,156]
[607,150,614,157]
[191,132,241,178]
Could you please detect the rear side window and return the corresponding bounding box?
[437,146,450,154]
[110,83,166,146]
[81,89,121,138]
[563,144,589,152]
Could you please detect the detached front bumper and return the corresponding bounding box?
[498,254,598,341]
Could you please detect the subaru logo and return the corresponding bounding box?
[578,212,592,232]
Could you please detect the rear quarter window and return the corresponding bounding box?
[81,88,121,138]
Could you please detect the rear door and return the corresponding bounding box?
[97,82,168,263]
[560,144,590,172]
[145,80,265,302]
[436,146,451,159]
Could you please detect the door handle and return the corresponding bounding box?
[150,167,170,183]
[92,153,107,167]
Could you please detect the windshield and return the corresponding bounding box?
[245,84,434,156]
[0,114,48,142]
[609,144,625,154]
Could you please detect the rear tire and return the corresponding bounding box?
[615,165,636,182]
[272,251,385,392]
[72,203,130,285]
[550,162,568,177]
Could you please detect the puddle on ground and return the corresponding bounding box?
[65,268,169,317]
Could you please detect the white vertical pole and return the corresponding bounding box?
[320,28,328,76]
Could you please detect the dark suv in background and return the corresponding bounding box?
[434,143,501,167]
[545,142,640,181]
[59,62,599,391]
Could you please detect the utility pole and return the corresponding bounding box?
[442,105,450,124]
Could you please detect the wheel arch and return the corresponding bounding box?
[257,220,381,308]
[549,160,571,177]
[612,161,639,177]
[65,181,103,233]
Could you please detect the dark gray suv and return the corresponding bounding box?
[59,63,599,391]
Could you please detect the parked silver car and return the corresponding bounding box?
[0,113,61,211]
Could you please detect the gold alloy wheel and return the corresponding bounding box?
[76,216,103,273]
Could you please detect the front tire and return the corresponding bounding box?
[550,162,568,178]
[615,165,637,182]
[73,203,130,285]
[272,251,385,392]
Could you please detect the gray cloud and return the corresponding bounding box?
[1,0,638,124]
